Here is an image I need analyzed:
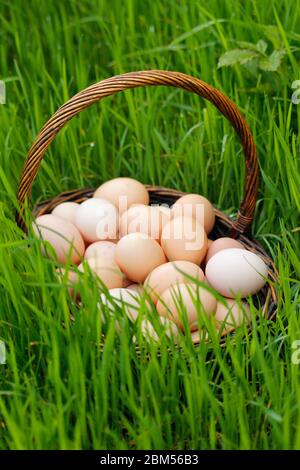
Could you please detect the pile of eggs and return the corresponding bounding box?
[33,177,268,342]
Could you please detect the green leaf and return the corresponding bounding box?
[256,39,268,54]
[236,39,267,54]
[258,49,286,71]
[217,48,258,68]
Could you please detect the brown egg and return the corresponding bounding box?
[52,202,79,225]
[119,204,170,241]
[84,241,116,262]
[78,256,124,289]
[115,233,166,283]
[214,299,251,333]
[205,237,244,263]
[144,260,205,304]
[93,177,149,213]
[33,214,85,265]
[156,283,217,330]
[161,216,207,264]
[172,194,215,234]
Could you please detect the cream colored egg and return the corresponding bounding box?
[172,193,215,234]
[205,237,244,263]
[159,317,181,339]
[214,299,251,332]
[52,202,79,225]
[156,283,217,330]
[190,329,209,344]
[93,177,149,213]
[161,216,207,264]
[33,214,85,264]
[115,233,166,283]
[100,287,141,322]
[84,241,116,262]
[144,260,205,304]
[205,248,268,298]
[79,256,124,289]
[134,317,180,343]
[119,204,170,241]
[75,198,118,243]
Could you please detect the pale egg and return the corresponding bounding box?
[119,204,170,241]
[75,198,118,243]
[52,202,79,225]
[78,256,124,289]
[138,317,180,343]
[93,177,149,213]
[33,214,85,264]
[100,287,141,322]
[115,232,166,283]
[205,237,244,263]
[84,241,116,262]
[190,330,209,344]
[156,283,217,330]
[161,216,207,264]
[214,299,251,332]
[172,193,215,234]
[144,260,205,304]
[205,248,268,298]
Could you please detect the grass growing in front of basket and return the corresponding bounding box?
[0,0,300,450]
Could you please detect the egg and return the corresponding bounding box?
[138,317,180,343]
[75,198,118,243]
[93,177,149,213]
[84,241,116,263]
[205,248,268,298]
[161,216,207,264]
[33,214,85,264]
[214,299,251,332]
[127,283,144,294]
[139,319,160,342]
[52,202,79,225]
[144,260,205,304]
[115,233,166,283]
[159,317,181,339]
[119,204,170,241]
[172,194,215,234]
[190,329,208,344]
[205,237,244,263]
[100,287,141,322]
[79,256,124,289]
[156,283,217,330]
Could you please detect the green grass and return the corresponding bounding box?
[0,0,300,450]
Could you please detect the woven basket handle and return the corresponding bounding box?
[16,70,259,234]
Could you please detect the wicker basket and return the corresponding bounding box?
[16,70,277,339]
